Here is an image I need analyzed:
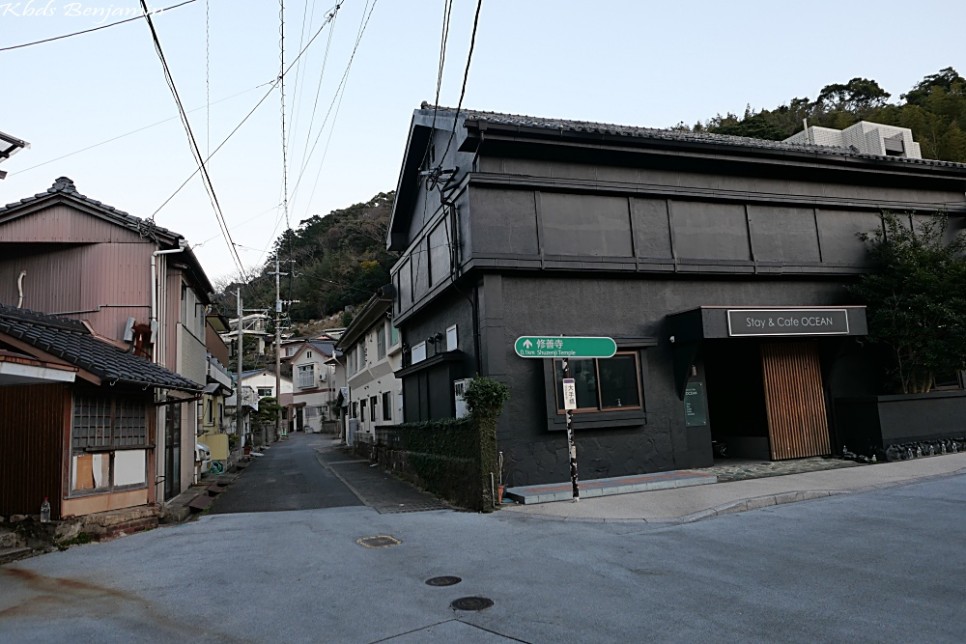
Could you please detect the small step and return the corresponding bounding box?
[187,494,215,512]
[0,546,34,565]
[206,485,224,496]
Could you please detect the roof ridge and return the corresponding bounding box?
[419,104,966,169]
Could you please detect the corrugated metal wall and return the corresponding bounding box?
[0,205,153,340]
[0,384,68,518]
[761,342,831,460]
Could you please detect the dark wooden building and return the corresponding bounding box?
[387,106,966,487]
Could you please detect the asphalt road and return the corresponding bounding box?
[2,471,965,643]
[208,432,362,514]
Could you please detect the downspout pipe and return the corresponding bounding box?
[151,244,186,364]
[151,244,185,505]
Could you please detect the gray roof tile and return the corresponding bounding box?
[0,303,202,392]
[424,105,966,169]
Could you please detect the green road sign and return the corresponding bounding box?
[514,336,617,359]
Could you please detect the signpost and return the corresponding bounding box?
[514,336,617,359]
[514,336,616,501]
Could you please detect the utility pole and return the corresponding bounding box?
[270,258,286,442]
[236,287,245,449]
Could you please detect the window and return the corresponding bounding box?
[390,325,400,347]
[257,387,273,397]
[360,399,367,422]
[72,395,148,450]
[370,396,378,422]
[446,324,458,351]
[377,323,386,359]
[307,350,313,358]
[382,391,392,421]
[352,401,359,419]
[296,364,315,389]
[553,352,642,412]
[411,341,427,364]
[429,221,450,285]
[206,399,214,424]
[71,394,148,493]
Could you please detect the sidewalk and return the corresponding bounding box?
[502,452,966,524]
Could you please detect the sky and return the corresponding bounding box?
[2,0,964,287]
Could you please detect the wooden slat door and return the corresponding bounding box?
[761,342,831,460]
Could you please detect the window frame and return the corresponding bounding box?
[552,351,643,414]
[381,391,392,421]
[541,345,653,432]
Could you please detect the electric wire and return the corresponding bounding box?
[7,84,265,177]
[292,0,379,219]
[138,0,246,278]
[440,0,484,163]
[149,2,344,220]
[0,0,199,52]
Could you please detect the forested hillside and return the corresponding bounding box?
[691,67,966,162]
[212,191,397,327]
[213,68,965,327]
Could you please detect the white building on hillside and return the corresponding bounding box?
[784,120,922,159]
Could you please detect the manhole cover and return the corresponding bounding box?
[451,596,494,611]
[356,535,401,548]
[425,576,462,587]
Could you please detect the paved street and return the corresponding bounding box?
[2,464,965,642]
[209,433,362,514]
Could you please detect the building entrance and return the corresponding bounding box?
[705,339,831,460]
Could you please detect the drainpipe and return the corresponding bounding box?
[16,270,26,308]
[150,243,186,504]
[151,243,186,364]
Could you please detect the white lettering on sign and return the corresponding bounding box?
[562,378,577,411]
[728,309,849,337]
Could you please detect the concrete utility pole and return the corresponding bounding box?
[237,287,245,448]
[271,258,286,442]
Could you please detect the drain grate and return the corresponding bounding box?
[451,596,494,611]
[425,576,462,587]
[356,535,401,548]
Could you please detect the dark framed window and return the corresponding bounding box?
[72,394,148,450]
[553,352,642,413]
[360,399,367,422]
[382,391,392,421]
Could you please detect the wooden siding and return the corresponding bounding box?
[761,342,831,460]
[0,384,68,518]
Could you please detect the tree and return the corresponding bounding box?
[850,213,966,393]
[901,67,965,106]
[815,77,891,114]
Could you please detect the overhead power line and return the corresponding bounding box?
[150,1,345,220]
[138,0,245,277]
[0,0,199,52]
[440,0,484,162]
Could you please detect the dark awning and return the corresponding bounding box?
[665,306,867,400]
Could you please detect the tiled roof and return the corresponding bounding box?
[0,176,180,242]
[424,105,966,170]
[0,304,202,392]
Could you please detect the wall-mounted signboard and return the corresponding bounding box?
[727,309,849,337]
[684,380,708,427]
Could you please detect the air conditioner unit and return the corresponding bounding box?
[453,378,473,419]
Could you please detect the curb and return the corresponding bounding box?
[498,462,966,525]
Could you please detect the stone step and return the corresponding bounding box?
[505,469,718,505]
[0,547,34,565]
[187,494,215,512]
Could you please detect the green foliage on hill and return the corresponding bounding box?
[213,192,397,323]
[691,67,966,162]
